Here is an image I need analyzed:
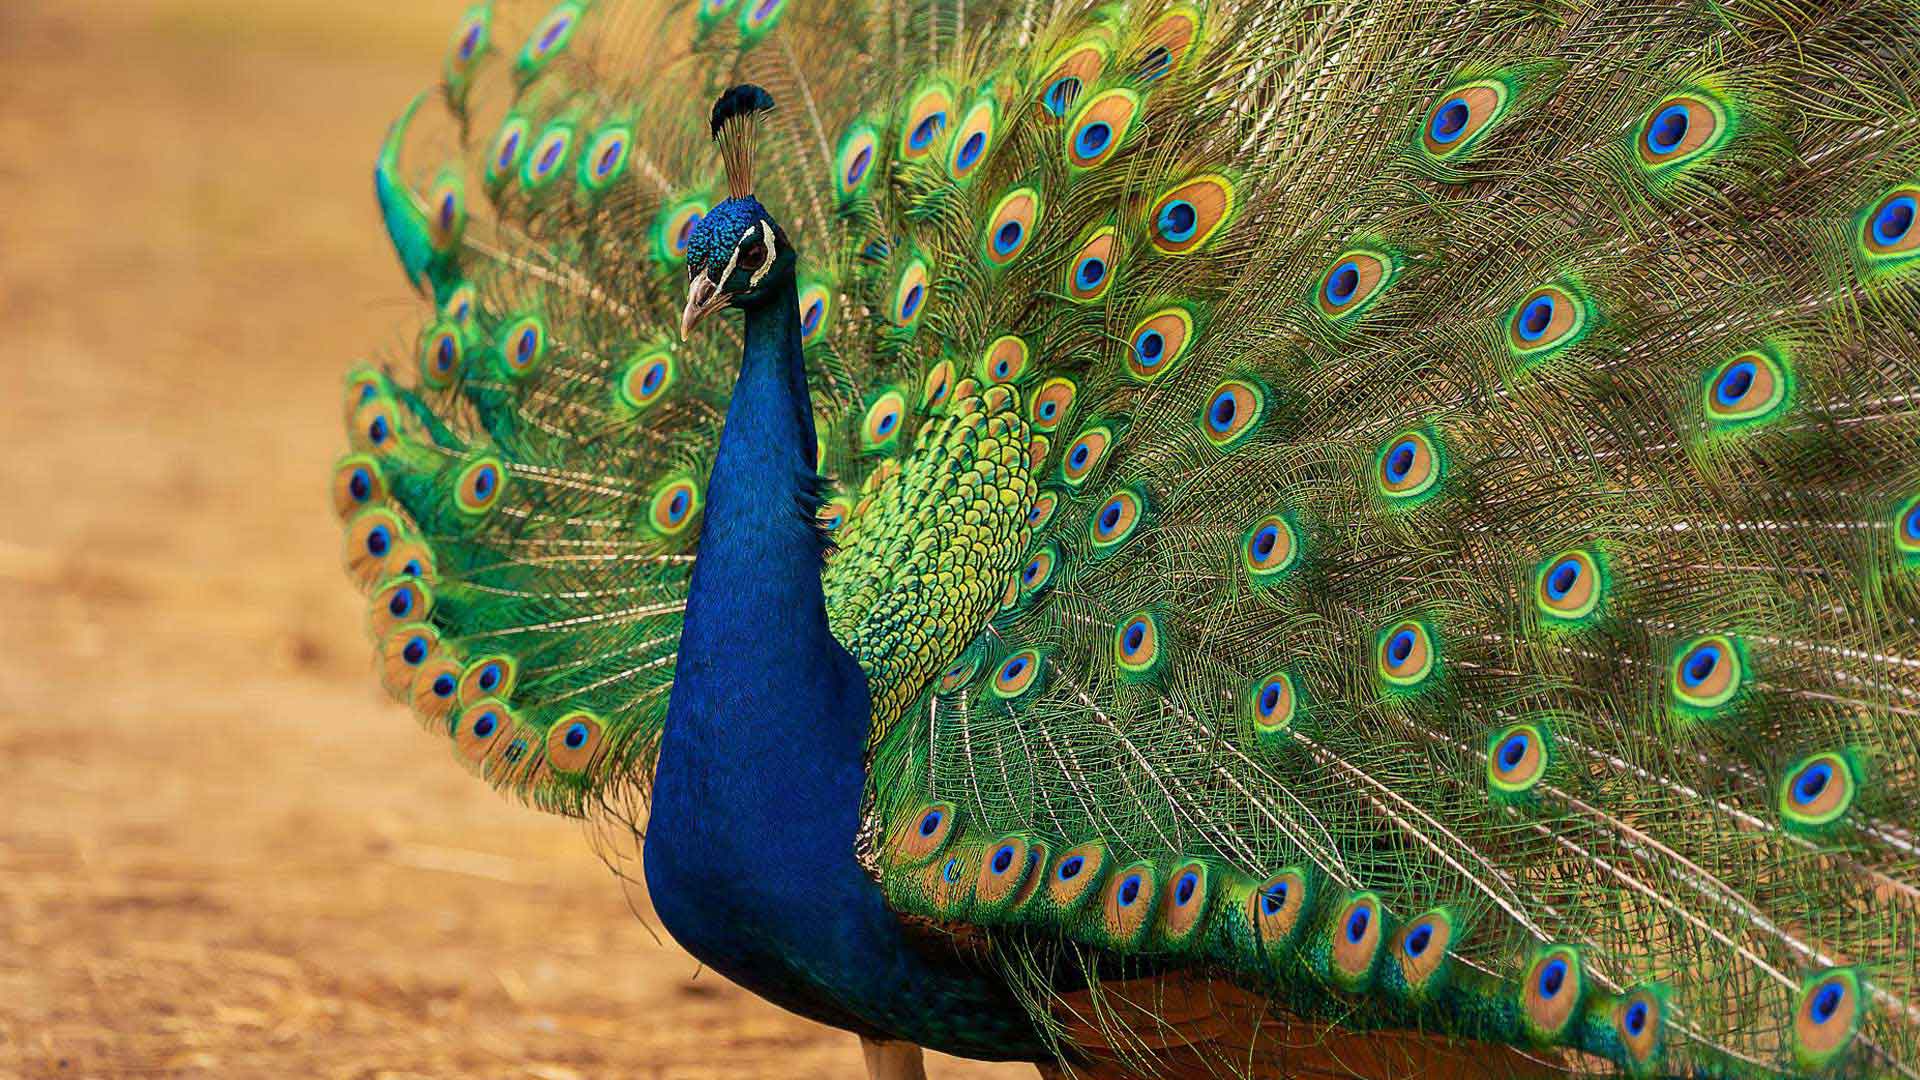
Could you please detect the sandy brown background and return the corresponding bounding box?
[0,2,1027,1076]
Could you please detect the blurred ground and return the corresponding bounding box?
[0,3,1025,1077]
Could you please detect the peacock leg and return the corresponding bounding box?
[859,1037,928,1080]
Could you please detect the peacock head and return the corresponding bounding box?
[680,195,795,337]
[680,84,796,338]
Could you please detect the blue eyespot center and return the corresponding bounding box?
[1123,622,1146,652]
[1002,656,1028,680]
[901,284,923,319]
[458,24,482,59]
[1811,980,1845,1024]
[348,468,372,501]
[1259,682,1282,715]
[909,112,947,151]
[403,637,427,665]
[598,141,622,175]
[1624,999,1649,1035]
[1431,98,1470,142]
[668,490,690,519]
[919,809,943,837]
[1648,104,1690,152]
[1138,45,1172,81]
[1058,855,1084,880]
[402,560,422,577]
[438,194,457,230]
[1539,958,1568,998]
[876,412,898,436]
[1075,121,1111,158]
[436,336,457,369]
[1118,874,1142,906]
[1386,441,1416,482]
[1499,733,1529,770]
[1043,77,1082,117]
[367,525,391,557]
[1259,882,1289,916]
[1157,200,1198,242]
[499,132,521,167]
[1070,445,1090,468]
[1135,330,1165,365]
[1345,905,1371,943]
[994,220,1024,255]
[478,664,501,691]
[1023,559,1040,584]
[473,467,497,499]
[1547,559,1580,599]
[991,845,1015,873]
[956,132,985,170]
[517,328,538,362]
[369,416,390,444]
[564,721,590,749]
[1716,361,1756,405]
[1388,629,1416,664]
[1175,872,1198,905]
[1905,502,1920,541]
[941,857,959,883]
[1793,762,1834,805]
[642,363,666,393]
[388,589,413,617]
[1211,392,1238,431]
[432,674,457,698]
[847,146,872,185]
[538,139,563,172]
[1325,262,1360,305]
[1682,644,1720,687]
[538,15,571,50]
[1076,257,1106,289]
[472,711,498,737]
[1101,502,1123,530]
[1875,196,1917,245]
[1520,295,1555,340]
[1403,924,1433,957]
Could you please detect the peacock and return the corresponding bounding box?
[336,0,1920,1075]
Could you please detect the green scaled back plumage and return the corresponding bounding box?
[339,0,1920,1075]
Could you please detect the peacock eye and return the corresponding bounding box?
[738,238,768,270]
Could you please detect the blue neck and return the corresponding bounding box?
[643,274,1042,1058]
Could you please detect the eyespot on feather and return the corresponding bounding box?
[381,622,441,700]
[1061,426,1113,487]
[1487,722,1550,798]
[419,321,464,388]
[498,314,548,376]
[579,123,633,192]
[1704,346,1792,427]
[1507,284,1591,360]
[737,0,788,39]
[797,283,832,346]
[1089,488,1145,555]
[863,390,908,450]
[545,711,605,773]
[1634,91,1731,172]
[1045,841,1108,913]
[1018,545,1058,600]
[454,697,514,766]
[900,84,953,160]
[619,351,675,411]
[410,652,465,730]
[1248,868,1310,952]
[488,115,531,186]
[1669,634,1744,714]
[1533,548,1603,622]
[425,170,465,254]
[1126,307,1195,381]
[1793,968,1864,1071]
[1248,671,1300,734]
[1099,862,1158,946]
[1158,862,1211,947]
[1521,946,1585,1043]
[458,654,518,706]
[974,834,1034,913]
[1376,619,1437,689]
[1027,490,1060,531]
[1112,611,1163,678]
[1861,185,1920,263]
[351,398,402,456]
[521,123,574,190]
[892,259,930,327]
[1203,380,1264,448]
[1242,514,1299,581]
[654,197,708,266]
[344,508,407,591]
[1315,249,1396,321]
[1610,987,1667,1073]
[1148,175,1234,254]
[368,577,432,643]
[1030,377,1076,431]
[1390,908,1454,998]
[835,123,880,199]
[454,458,505,516]
[980,335,1029,384]
[518,2,583,75]
[888,803,957,868]
[1419,78,1511,159]
[919,360,954,413]
[991,649,1044,699]
[382,536,436,585]
[1037,39,1107,121]
[1065,89,1139,169]
[1375,430,1443,502]
[1328,892,1385,989]
[1778,751,1859,833]
[1065,226,1117,302]
[649,476,702,536]
[1135,7,1199,80]
[982,188,1042,268]
[949,96,996,180]
[332,455,387,521]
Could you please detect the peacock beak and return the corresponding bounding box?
[680,272,730,340]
